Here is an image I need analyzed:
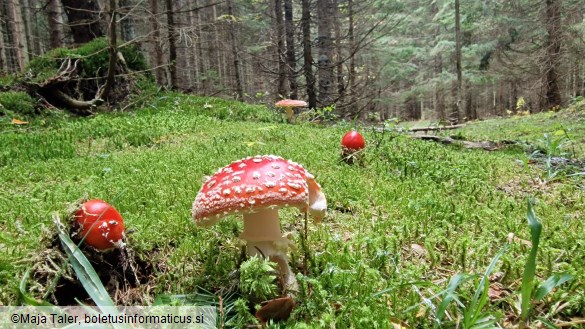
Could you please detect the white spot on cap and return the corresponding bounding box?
[249,199,256,205]
[271,164,281,169]
[238,163,247,168]
[265,181,276,188]
[246,186,255,193]
[108,220,118,225]
[253,171,261,179]
[253,158,262,163]
[279,188,288,193]
[234,186,242,193]
[287,182,302,190]
[207,180,216,188]
[223,189,231,195]
[266,171,276,177]
[233,176,241,182]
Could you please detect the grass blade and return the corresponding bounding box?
[56,214,114,308]
[435,273,466,326]
[534,273,573,301]
[520,198,542,322]
[19,269,54,306]
[464,245,508,327]
[54,214,131,329]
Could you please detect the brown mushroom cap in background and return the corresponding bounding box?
[274,99,308,108]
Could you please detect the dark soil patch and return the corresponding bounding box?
[30,234,162,306]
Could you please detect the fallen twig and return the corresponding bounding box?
[411,135,521,151]
[409,124,465,132]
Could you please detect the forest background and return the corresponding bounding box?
[1,0,584,121]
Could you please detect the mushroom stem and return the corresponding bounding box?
[247,240,299,294]
[285,107,294,123]
[240,209,299,294]
[240,208,282,242]
[270,254,299,294]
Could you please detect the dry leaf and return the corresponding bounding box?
[411,244,426,258]
[416,305,426,318]
[390,318,409,329]
[488,282,508,301]
[11,118,29,125]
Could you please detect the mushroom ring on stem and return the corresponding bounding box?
[192,155,327,294]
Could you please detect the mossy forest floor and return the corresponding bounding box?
[1,95,584,327]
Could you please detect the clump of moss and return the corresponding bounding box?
[24,38,149,111]
[26,38,147,85]
[0,91,36,117]
[26,48,79,83]
[73,37,148,77]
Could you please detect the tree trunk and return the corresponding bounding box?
[97,0,118,102]
[0,12,6,71]
[434,54,446,122]
[149,0,166,85]
[274,0,287,98]
[301,0,316,108]
[317,0,334,107]
[195,0,205,92]
[61,0,104,44]
[165,0,177,89]
[432,2,445,121]
[347,0,357,115]
[212,5,224,91]
[46,0,66,48]
[542,0,563,110]
[450,0,462,124]
[227,0,243,100]
[22,0,38,56]
[119,0,137,42]
[465,83,476,120]
[284,0,298,99]
[334,0,344,102]
[6,0,28,71]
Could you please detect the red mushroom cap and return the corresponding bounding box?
[274,99,308,108]
[193,155,325,225]
[341,131,366,151]
[74,199,125,250]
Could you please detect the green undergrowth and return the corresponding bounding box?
[458,108,585,157]
[0,97,583,327]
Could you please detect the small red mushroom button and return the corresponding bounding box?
[341,131,365,164]
[74,199,126,250]
[341,130,366,152]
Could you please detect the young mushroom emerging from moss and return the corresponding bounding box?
[341,130,366,165]
[192,155,327,294]
[74,199,126,251]
[274,99,308,123]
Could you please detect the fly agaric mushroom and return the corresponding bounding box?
[341,130,366,164]
[274,99,308,123]
[74,199,126,250]
[192,155,326,293]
